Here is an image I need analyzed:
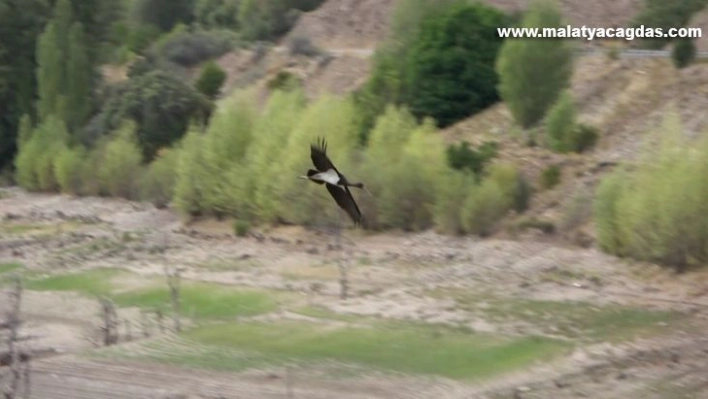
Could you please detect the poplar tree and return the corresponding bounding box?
[496,0,573,128]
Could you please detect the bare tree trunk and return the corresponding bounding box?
[2,277,26,399]
[285,366,294,399]
[336,211,348,300]
[124,319,132,342]
[156,310,165,333]
[165,266,182,333]
[141,310,151,338]
[100,298,118,346]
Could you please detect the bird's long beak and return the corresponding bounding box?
[298,175,308,180]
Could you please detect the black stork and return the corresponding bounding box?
[299,138,370,226]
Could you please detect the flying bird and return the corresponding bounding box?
[299,138,370,226]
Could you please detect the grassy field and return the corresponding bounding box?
[178,321,569,379]
[432,289,683,342]
[0,262,22,275]
[24,268,286,319]
[113,283,282,319]
[97,319,570,380]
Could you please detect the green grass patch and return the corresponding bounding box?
[434,289,683,342]
[24,268,282,319]
[113,282,281,319]
[181,321,569,380]
[24,268,124,297]
[0,262,22,275]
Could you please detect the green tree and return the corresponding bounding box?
[0,0,51,170]
[672,37,696,68]
[406,2,508,127]
[195,60,227,99]
[134,0,195,32]
[122,70,210,160]
[66,22,92,134]
[36,22,65,121]
[496,0,573,128]
[195,0,240,29]
[353,0,453,140]
[632,0,707,49]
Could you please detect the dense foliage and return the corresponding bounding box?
[406,2,508,127]
[355,0,508,138]
[632,0,707,49]
[672,37,697,68]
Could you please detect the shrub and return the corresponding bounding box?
[152,28,236,67]
[516,217,556,234]
[434,170,475,234]
[460,163,524,236]
[540,165,561,189]
[233,220,250,236]
[672,37,696,69]
[266,71,301,92]
[571,124,599,153]
[287,34,322,57]
[594,112,708,271]
[97,123,144,199]
[545,90,576,152]
[196,60,227,98]
[140,147,180,208]
[446,141,498,176]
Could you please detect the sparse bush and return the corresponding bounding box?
[545,90,576,153]
[460,163,524,236]
[571,124,599,153]
[672,37,696,69]
[152,28,236,67]
[434,170,475,234]
[287,35,322,57]
[540,165,561,189]
[233,220,250,236]
[196,60,227,98]
[594,112,708,271]
[516,217,556,234]
[266,71,301,91]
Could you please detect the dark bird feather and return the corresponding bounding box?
[310,137,336,172]
[325,183,362,226]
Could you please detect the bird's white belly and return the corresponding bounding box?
[316,169,340,185]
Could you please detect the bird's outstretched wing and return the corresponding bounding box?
[325,183,362,226]
[310,137,336,172]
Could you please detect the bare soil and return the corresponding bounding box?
[1,187,708,398]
